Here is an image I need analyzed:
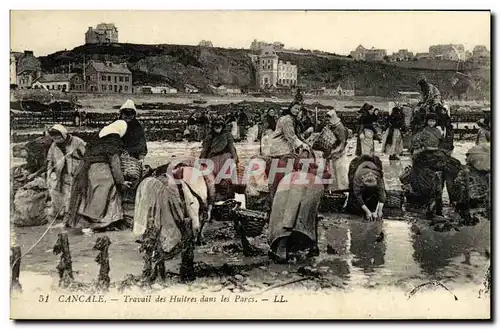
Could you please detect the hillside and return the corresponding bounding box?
[39,43,490,99]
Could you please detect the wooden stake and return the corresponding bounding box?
[93,236,111,291]
[53,233,74,288]
[10,247,22,292]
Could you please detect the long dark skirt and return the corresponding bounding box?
[268,172,324,261]
[410,150,462,206]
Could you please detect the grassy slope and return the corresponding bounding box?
[38,43,490,99]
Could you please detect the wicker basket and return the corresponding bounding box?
[235,208,268,238]
[386,189,405,209]
[312,126,337,154]
[319,192,347,212]
[212,200,241,222]
[120,154,142,181]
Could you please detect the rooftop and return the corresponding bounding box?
[88,61,131,74]
[36,73,78,83]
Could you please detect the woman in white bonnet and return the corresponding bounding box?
[65,120,132,231]
[46,124,86,219]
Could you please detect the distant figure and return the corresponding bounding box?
[119,99,148,160]
[294,88,304,104]
[73,109,81,127]
[197,111,210,141]
[46,124,86,219]
[237,108,249,141]
[355,103,378,156]
[225,112,239,140]
[476,113,491,145]
[185,112,198,140]
[418,79,442,112]
[382,107,406,160]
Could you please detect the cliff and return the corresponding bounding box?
[38,43,490,99]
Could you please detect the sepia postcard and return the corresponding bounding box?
[9,10,491,320]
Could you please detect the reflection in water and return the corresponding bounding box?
[348,221,386,274]
[383,221,421,280]
[411,220,490,277]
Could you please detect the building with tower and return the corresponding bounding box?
[253,46,297,90]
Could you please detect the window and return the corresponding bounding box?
[125,76,129,82]
[125,86,128,92]
[57,85,61,90]
[114,76,117,83]
[114,85,117,92]
[102,84,106,91]
[107,76,111,81]
[109,85,112,91]
[102,75,106,81]
[262,64,265,69]
[119,76,123,82]
[53,85,56,89]
[267,65,271,70]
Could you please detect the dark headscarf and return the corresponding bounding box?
[358,103,374,114]
[200,117,236,159]
[266,108,277,131]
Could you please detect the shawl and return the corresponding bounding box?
[266,114,277,131]
[47,135,86,192]
[121,118,148,158]
[201,128,236,159]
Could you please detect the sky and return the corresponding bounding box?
[10,10,491,57]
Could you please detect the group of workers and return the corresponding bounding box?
[26,77,490,272]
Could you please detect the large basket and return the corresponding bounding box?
[212,200,241,222]
[319,192,347,212]
[312,126,337,154]
[386,189,405,209]
[235,208,268,238]
[120,154,142,182]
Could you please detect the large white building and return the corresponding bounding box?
[254,47,297,89]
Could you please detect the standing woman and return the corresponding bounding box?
[46,124,86,218]
[260,108,277,156]
[65,120,132,230]
[355,103,378,156]
[381,107,406,160]
[200,116,238,202]
[268,102,311,208]
[324,110,349,192]
[118,99,148,160]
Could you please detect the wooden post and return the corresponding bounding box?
[93,236,111,291]
[53,233,74,288]
[138,225,166,285]
[315,106,318,132]
[10,247,22,292]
